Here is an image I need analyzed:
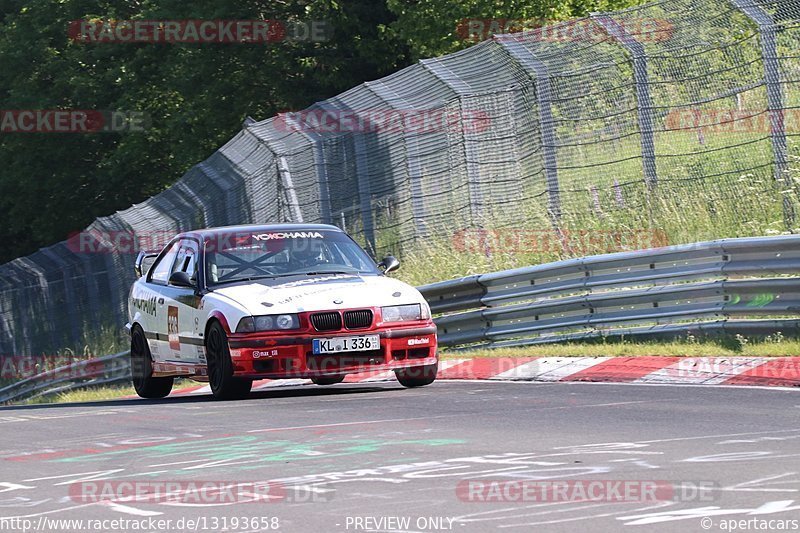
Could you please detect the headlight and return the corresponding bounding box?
[236,314,300,333]
[275,314,296,329]
[381,304,426,323]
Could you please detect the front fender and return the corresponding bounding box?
[207,310,233,335]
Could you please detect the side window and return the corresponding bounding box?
[149,241,180,284]
[172,240,198,278]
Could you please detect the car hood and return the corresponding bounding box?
[208,274,423,314]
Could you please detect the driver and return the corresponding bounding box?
[286,243,323,270]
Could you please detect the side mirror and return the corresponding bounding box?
[169,270,196,288]
[134,251,159,278]
[378,255,400,274]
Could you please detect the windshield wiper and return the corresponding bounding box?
[211,274,279,285]
[213,271,357,286]
[300,271,354,276]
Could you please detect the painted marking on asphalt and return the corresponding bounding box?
[101,500,162,516]
[635,357,768,385]
[555,428,800,449]
[0,410,134,423]
[247,416,447,433]
[438,357,537,380]
[720,473,800,493]
[254,378,312,389]
[537,400,657,410]
[565,356,679,382]
[493,357,611,381]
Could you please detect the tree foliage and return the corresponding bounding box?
[385,0,643,60]
[0,0,642,263]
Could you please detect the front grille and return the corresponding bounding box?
[343,309,373,329]
[311,312,342,332]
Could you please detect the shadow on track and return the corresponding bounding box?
[0,383,406,411]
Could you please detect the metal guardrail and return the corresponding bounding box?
[418,235,800,348]
[0,351,130,404]
[3,234,800,403]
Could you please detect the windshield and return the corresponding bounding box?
[204,229,379,286]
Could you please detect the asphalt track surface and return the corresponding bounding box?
[1,381,799,533]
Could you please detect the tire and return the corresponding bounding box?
[130,325,173,399]
[311,375,345,385]
[395,363,438,388]
[206,322,252,400]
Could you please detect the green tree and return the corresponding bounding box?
[0,0,411,263]
[385,0,644,60]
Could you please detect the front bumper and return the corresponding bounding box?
[226,324,438,379]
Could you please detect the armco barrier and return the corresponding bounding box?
[4,234,800,403]
[418,235,800,348]
[0,351,130,404]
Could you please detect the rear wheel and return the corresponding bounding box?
[130,326,173,399]
[395,363,438,388]
[311,375,345,385]
[206,322,252,400]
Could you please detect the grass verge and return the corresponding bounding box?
[18,379,196,405]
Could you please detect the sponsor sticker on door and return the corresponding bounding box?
[168,306,180,351]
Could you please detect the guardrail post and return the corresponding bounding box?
[495,38,561,220]
[591,14,658,190]
[727,0,790,197]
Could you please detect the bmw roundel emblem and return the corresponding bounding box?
[333,299,343,304]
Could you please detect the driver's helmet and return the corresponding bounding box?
[286,244,321,269]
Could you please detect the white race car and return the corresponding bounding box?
[126,224,438,399]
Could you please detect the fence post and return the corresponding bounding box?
[420,59,485,225]
[727,0,788,185]
[277,156,304,223]
[402,132,429,238]
[363,81,428,240]
[281,114,333,224]
[40,249,82,351]
[591,14,659,190]
[495,37,562,220]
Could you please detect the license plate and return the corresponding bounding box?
[312,335,379,354]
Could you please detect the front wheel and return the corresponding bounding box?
[311,375,345,385]
[395,363,437,388]
[206,322,252,400]
[130,326,173,399]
